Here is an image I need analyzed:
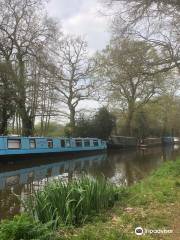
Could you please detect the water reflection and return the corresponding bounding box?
[0,146,179,220]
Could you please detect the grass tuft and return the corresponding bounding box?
[25,176,120,228]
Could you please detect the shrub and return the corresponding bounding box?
[0,214,55,240]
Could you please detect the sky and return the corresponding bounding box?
[46,0,112,113]
[47,0,111,54]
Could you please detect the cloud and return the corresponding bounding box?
[47,0,110,52]
[47,0,84,19]
[47,0,109,112]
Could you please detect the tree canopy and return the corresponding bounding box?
[95,38,163,135]
[70,107,116,140]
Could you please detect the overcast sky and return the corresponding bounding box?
[46,0,112,114]
[47,0,111,53]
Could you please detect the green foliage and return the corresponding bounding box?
[133,110,150,138]
[25,176,119,228]
[72,118,93,138]
[58,159,180,240]
[139,95,180,137]
[96,38,163,136]
[115,94,180,137]
[0,214,55,240]
[73,107,116,139]
[35,122,65,137]
[93,107,116,140]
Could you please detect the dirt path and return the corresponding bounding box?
[173,212,180,240]
[171,204,180,240]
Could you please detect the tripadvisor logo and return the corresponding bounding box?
[135,227,173,236]
[135,227,144,236]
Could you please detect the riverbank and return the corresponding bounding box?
[58,159,180,240]
[0,159,179,240]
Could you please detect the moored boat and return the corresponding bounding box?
[0,136,107,158]
[162,137,174,145]
[138,138,162,148]
[107,136,138,149]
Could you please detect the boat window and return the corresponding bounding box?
[8,139,21,149]
[75,139,82,147]
[61,139,65,147]
[84,140,90,147]
[47,139,53,148]
[66,139,71,147]
[93,140,99,146]
[29,139,36,149]
[101,140,105,145]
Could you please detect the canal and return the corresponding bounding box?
[0,145,179,220]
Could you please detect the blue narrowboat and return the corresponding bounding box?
[0,136,107,158]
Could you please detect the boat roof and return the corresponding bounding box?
[0,136,101,140]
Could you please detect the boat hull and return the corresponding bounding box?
[108,136,138,149]
[0,148,106,161]
[107,142,137,149]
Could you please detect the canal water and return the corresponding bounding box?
[0,145,179,220]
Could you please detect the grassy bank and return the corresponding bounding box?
[0,159,179,240]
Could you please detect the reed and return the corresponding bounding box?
[25,176,119,228]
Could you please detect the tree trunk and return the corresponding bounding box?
[0,109,8,135]
[19,101,34,136]
[126,102,135,136]
[0,70,13,135]
[69,104,76,136]
[17,57,34,136]
[0,120,8,135]
[22,114,34,136]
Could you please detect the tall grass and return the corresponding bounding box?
[25,176,119,228]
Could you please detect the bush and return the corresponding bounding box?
[0,214,55,240]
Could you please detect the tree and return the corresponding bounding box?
[93,107,116,140]
[72,107,116,140]
[104,0,180,76]
[55,36,95,135]
[131,95,180,137]
[35,122,64,137]
[0,0,57,136]
[0,62,16,134]
[95,38,162,135]
[107,1,180,14]
[133,110,149,139]
[69,116,93,138]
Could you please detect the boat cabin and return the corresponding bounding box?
[0,136,107,157]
